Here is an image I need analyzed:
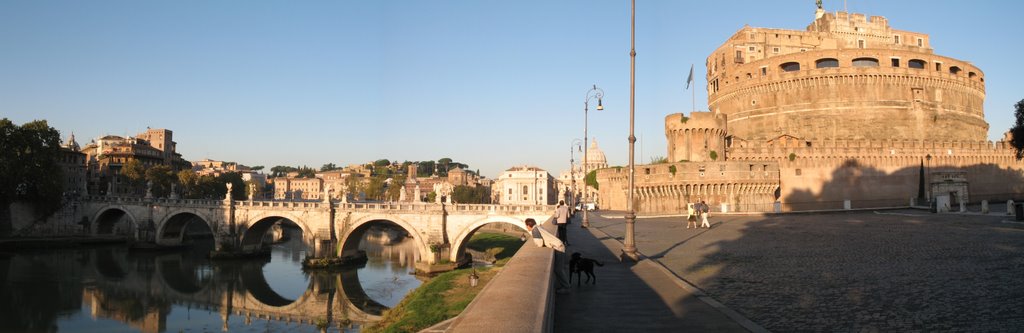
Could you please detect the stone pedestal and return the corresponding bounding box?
[981,200,989,214]
[843,200,851,210]
[1008,200,1015,215]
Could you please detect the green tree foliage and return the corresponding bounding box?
[418,161,435,177]
[320,163,339,172]
[649,156,668,164]
[585,170,599,190]
[178,171,245,200]
[251,165,264,171]
[452,185,491,204]
[709,150,719,161]
[295,166,316,178]
[177,170,199,198]
[270,165,297,177]
[373,159,391,167]
[0,119,64,236]
[364,176,388,201]
[668,165,677,175]
[144,165,176,197]
[385,174,406,201]
[788,152,797,161]
[1010,99,1024,160]
[120,159,146,186]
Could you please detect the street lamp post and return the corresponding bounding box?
[926,154,932,202]
[622,0,639,261]
[582,85,604,228]
[570,139,582,212]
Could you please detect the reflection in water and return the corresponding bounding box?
[0,225,422,333]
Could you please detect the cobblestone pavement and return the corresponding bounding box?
[588,210,1024,332]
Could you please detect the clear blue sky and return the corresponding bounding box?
[3,1,1021,178]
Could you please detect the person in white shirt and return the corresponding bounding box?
[554,200,570,245]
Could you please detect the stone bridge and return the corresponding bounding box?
[79,196,553,265]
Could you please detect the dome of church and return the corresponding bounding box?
[585,138,608,169]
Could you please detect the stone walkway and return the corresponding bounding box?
[552,214,754,332]
[585,209,1024,332]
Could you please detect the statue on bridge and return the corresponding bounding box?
[225,182,233,201]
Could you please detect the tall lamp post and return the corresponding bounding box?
[926,154,932,202]
[622,0,639,261]
[582,84,604,228]
[570,139,582,211]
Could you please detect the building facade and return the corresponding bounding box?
[494,166,556,205]
[80,128,189,196]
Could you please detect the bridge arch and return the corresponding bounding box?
[342,215,429,262]
[92,206,139,237]
[156,211,215,246]
[449,216,529,263]
[155,255,214,295]
[240,212,315,253]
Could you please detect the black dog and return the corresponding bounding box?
[569,252,604,285]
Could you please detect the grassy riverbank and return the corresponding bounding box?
[364,232,524,333]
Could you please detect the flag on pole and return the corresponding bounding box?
[685,64,694,90]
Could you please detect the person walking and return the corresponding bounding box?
[699,200,711,228]
[555,200,570,245]
[525,218,571,294]
[686,202,698,229]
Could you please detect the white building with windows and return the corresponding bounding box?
[493,166,556,205]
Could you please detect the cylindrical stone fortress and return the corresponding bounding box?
[706,10,986,142]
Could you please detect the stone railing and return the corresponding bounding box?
[446,220,557,333]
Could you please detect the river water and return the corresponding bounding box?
[0,227,422,333]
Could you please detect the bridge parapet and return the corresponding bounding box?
[447,204,554,214]
[237,200,327,210]
[86,195,223,207]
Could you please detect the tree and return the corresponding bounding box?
[0,119,64,237]
[178,170,199,198]
[365,176,387,200]
[1010,99,1024,160]
[585,170,599,190]
[452,185,491,204]
[373,159,391,167]
[385,174,406,201]
[121,159,146,195]
[251,165,264,171]
[320,163,339,172]
[295,167,316,178]
[144,165,176,197]
[417,161,435,177]
[270,165,297,177]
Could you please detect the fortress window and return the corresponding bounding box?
[748,46,755,51]
[773,47,780,53]
[909,59,926,69]
[891,58,900,67]
[857,40,865,48]
[815,58,839,68]
[969,72,977,79]
[761,67,767,76]
[917,38,924,47]
[949,66,962,75]
[935,63,942,71]
[780,62,800,72]
[853,58,879,67]
[894,35,901,44]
